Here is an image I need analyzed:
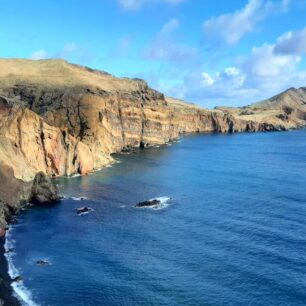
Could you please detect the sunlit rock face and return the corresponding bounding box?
[0,59,306,229]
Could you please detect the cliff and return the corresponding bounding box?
[217,87,306,131]
[1,59,306,233]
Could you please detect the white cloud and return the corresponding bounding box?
[203,0,262,45]
[161,18,180,34]
[118,0,185,10]
[31,50,48,60]
[199,68,246,90]
[143,18,197,62]
[203,0,291,45]
[172,67,250,103]
[166,26,306,107]
[144,42,196,61]
[239,43,303,97]
[29,43,94,63]
[201,72,215,87]
[243,43,300,79]
[119,0,140,9]
[274,26,306,55]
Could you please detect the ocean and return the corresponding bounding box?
[5,130,306,306]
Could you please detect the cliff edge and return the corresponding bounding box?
[0,59,306,233]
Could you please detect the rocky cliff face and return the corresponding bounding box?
[1,59,306,232]
[217,87,306,131]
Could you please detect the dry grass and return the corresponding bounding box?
[0,59,148,92]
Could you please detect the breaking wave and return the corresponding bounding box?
[4,228,39,306]
[141,197,172,210]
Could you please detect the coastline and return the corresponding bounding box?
[4,129,306,305]
[0,141,173,306]
[0,60,305,306]
[0,129,305,306]
[0,130,295,305]
[0,236,20,306]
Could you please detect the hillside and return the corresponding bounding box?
[217,87,306,130]
[1,59,306,232]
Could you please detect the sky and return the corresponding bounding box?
[1,0,306,107]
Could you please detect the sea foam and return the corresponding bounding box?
[71,196,87,201]
[145,197,171,210]
[4,228,39,306]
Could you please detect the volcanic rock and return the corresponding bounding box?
[136,199,161,208]
[29,172,60,205]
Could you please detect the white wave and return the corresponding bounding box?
[4,228,39,306]
[76,209,94,216]
[70,173,81,178]
[94,167,103,172]
[71,196,87,201]
[92,164,113,172]
[139,197,171,210]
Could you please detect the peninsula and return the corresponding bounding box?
[0,58,306,305]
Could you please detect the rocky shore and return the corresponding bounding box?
[0,237,20,306]
[0,58,306,304]
[0,170,60,305]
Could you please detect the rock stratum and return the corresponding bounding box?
[1,58,306,232]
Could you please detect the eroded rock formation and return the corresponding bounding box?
[29,172,60,205]
[0,59,306,231]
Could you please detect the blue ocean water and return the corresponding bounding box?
[5,130,306,306]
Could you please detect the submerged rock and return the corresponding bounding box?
[121,146,136,154]
[36,260,50,266]
[12,276,22,283]
[136,199,161,208]
[29,172,61,205]
[121,146,130,153]
[76,207,93,215]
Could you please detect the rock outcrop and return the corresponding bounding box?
[29,172,60,205]
[136,199,161,208]
[0,168,59,232]
[216,87,306,131]
[1,59,306,232]
[0,164,31,231]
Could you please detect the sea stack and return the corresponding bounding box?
[29,172,60,205]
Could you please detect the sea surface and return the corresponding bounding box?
[5,130,306,306]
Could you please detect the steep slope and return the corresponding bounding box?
[252,87,306,111]
[217,87,306,130]
[1,59,306,233]
[0,59,251,180]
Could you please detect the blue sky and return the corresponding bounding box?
[1,0,306,107]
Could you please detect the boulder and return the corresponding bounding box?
[136,199,161,208]
[121,146,136,154]
[76,207,93,215]
[12,276,22,283]
[5,248,14,254]
[29,172,60,205]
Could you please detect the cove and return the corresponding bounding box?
[6,130,306,306]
